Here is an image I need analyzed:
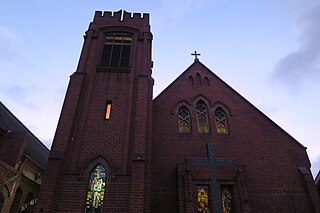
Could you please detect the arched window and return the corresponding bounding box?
[188,76,194,86]
[221,186,233,213]
[178,106,191,133]
[215,108,228,134]
[196,101,209,133]
[100,33,132,67]
[196,73,202,86]
[204,76,210,86]
[85,165,107,213]
[196,185,210,213]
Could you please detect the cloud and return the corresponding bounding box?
[272,5,320,89]
[0,25,24,63]
[311,154,320,177]
[3,85,39,110]
[42,139,53,149]
[159,0,207,19]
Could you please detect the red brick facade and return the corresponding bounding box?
[35,10,320,212]
[0,102,49,213]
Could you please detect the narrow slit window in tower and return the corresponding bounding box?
[105,100,112,120]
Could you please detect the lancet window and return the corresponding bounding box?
[196,101,209,133]
[178,106,191,133]
[215,108,228,134]
[196,185,210,213]
[221,186,233,213]
[100,33,132,67]
[85,165,107,212]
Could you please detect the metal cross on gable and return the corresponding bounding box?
[191,51,201,62]
[192,143,234,213]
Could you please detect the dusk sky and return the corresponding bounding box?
[1,0,320,176]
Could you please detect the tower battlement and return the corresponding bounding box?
[93,10,149,25]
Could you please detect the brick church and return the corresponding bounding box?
[35,10,320,212]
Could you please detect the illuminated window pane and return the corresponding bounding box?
[196,185,210,213]
[105,103,112,120]
[178,107,190,133]
[215,108,228,134]
[196,101,209,133]
[217,123,227,133]
[221,186,232,213]
[198,114,208,133]
[85,165,107,212]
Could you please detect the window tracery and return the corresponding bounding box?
[215,108,228,134]
[178,106,191,133]
[196,101,209,133]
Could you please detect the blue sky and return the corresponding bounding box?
[1,0,320,175]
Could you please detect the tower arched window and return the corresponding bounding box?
[85,165,107,212]
[100,33,132,67]
[178,106,191,133]
[196,101,209,133]
[215,107,228,134]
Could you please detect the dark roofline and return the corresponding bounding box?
[153,60,306,150]
[0,101,49,152]
[316,171,320,185]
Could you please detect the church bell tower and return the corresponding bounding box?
[36,10,153,212]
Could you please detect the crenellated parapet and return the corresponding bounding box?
[92,10,150,28]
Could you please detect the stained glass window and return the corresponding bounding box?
[215,108,228,134]
[100,33,132,67]
[196,185,210,213]
[178,107,191,133]
[196,101,209,133]
[85,165,107,213]
[221,186,232,213]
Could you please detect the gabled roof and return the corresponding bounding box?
[153,60,306,149]
[0,101,49,167]
[315,171,320,189]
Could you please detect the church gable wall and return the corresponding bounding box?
[152,61,315,212]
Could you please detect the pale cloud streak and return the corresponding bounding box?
[272,5,320,89]
[160,0,207,19]
[0,25,24,63]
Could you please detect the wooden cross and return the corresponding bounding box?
[191,51,201,62]
[192,143,234,213]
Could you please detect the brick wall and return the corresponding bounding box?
[151,61,319,212]
[35,10,153,212]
